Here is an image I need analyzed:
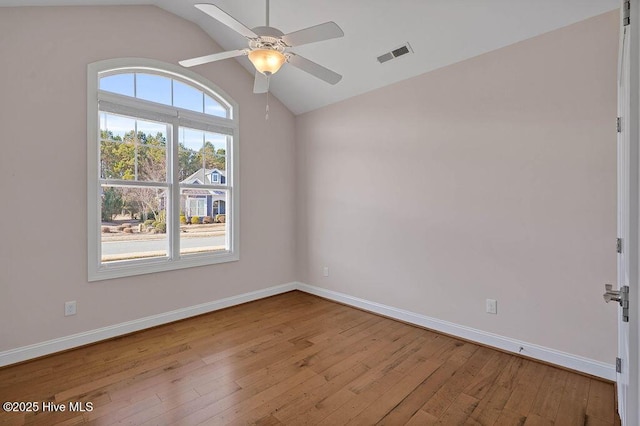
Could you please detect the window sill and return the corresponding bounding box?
[88,251,239,282]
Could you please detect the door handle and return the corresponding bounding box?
[603,284,630,322]
[603,284,622,303]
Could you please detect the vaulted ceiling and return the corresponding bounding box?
[2,0,619,114]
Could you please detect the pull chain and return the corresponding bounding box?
[265,76,270,120]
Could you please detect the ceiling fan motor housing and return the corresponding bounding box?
[250,26,288,53]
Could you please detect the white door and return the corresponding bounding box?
[616,12,631,425]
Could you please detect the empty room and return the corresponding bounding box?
[1,0,638,425]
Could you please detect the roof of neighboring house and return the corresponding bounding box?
[181,168,226,185]
[183,189,226,197]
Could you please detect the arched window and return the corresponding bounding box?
[87,59,239,281]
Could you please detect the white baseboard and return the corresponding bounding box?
[296,282,616,381]
[0,281,616,381]
[0,282,297,368]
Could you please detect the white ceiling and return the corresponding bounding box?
[3,0,619,114]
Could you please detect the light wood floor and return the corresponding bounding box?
[0,291,617,425]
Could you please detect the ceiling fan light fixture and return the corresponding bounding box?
[248,49,286,76]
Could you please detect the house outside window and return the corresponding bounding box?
[87,59,239,281]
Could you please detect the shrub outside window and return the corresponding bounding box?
[88,59,239,281]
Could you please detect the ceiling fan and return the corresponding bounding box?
[179,1,344,94]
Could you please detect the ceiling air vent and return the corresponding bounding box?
[377,42,413,64]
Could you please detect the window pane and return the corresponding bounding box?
[100,115,168,182]
[180,188,228,255]
[179,127,204,152]
[138,145,166,182]
[100,113,134,141]
[101,186,168,263]
[173,80,204,113]
[136,73,171,105]
[178,145,201,182]
[205,94,228,118]
[100,140,134,180]
[177,129,227,183]
[179,127,204,181]
[203,132,227,175]
[136,119,168,182]
[100,114,135,180]
[100,73,134,97]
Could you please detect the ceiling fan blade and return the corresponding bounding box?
[281,22,344,47]
[253,71,269,94]
[179,49,247,67]
[287,54,342,85]
[195,3,258,39]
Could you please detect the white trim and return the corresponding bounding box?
[296,283,617,381]
[0,281,617,380]
[617,9,634,424]
[93,250,240,281]
[627,0,640,423]
[0,282,296,368]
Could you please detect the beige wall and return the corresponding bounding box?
[295,12,619,362]
[0,6,296,350]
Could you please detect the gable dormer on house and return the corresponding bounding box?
[210,169,226,185]
[181,168,226,186]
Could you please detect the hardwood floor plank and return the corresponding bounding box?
[503,359,549,416]
[586,415,617,426]
[0,413,26,426]
[529,367,569,421]
[318,338,468,424]
[587,379,616,425]
[191,369,320,425]
[467,385,512,425]
[275,333,440,424]
[466,356,525,425]
[463,351,512,400]
[405,409,439,425]
[435,393,479,425]
[554,373,590,425]
[493,409,527,426]
[103,358,206,403]
[110,389,201,426]
[306,321,408,375]
[345,358,442,424]
[418,344,482,418]
[0,291,617,426]
[358,328,442,371]
[269,364,370,424]
[230,316,391,391]
[252,414,283,425]
[524,413,555,425]
[370,339,477,424]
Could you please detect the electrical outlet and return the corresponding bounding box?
[65,301,77,317]
[486,299,497,314]
[323,266,329,277]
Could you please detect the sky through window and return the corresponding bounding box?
[99,73,228,118]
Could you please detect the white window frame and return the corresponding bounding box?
[211,172,219,183]
[87,58,239,281]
